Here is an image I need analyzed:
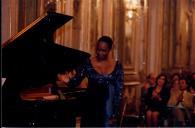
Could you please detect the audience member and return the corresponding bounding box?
[142,73,156,96]
[145,73,170,127]
[189,72,195,94]
[168,72,181,88]
[170,77,193,126]
[167,79,180,107]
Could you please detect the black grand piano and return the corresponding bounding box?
[2,12,90,127]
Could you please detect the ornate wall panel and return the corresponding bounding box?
[167,0,194,73]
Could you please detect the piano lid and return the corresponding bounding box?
[3,11,73,47]
[2,12,90,87]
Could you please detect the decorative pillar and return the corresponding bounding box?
[161,0,171,71]
[80,0,91,52]
[169,0,177,71]
[97,0,103,38]
[72,0,82,49]
[173,0,192,72]
[113,0,125,61]
[147,0,163,75]
[191,0,195,72]
[89,0,98,54]
[102,0,114,37]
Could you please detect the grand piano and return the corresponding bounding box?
[2,12,90,127]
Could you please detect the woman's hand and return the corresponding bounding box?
[152,90,161,101]
[152,90,159,98]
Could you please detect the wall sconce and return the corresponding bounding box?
[45,0,56,12]
[125,0,142,20]
[45,0,67,12]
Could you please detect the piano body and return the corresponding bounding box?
[2,12,90,127]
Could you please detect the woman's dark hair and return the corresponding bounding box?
[191,72,195,80]
[180,76,188,81]
[97,36,113,50]
[155,73,168,87]
[180,76,191,91]
[170,72,181,81]
[190,72,195,89]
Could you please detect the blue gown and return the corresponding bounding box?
[68,59,124,127]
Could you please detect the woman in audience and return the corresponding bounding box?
[145,73,170,127]
[168,73,181,88]
[167,79,181,107]
[167,79,181,126]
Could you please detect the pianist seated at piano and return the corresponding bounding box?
[56,70,75,87]
[56,70,88,88]
[2,12,92,127]
[58,36,124,127]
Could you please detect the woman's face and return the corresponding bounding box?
[157,76,166,86]
[173,79,179,88]
[96,41,110,61]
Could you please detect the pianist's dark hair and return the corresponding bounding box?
[97,36,113,50]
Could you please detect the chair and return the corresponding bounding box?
[119,81,141,127]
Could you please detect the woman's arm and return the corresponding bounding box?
[113,62,124,116]
[68,62,88,88]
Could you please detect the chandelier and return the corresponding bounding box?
[124,0,144,19]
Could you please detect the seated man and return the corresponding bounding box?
[169,77,193,126]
